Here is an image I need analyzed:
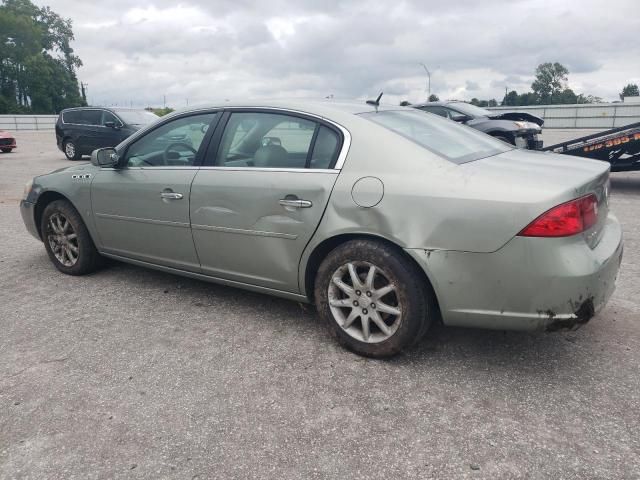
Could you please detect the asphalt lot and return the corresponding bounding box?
[0,131,639,480]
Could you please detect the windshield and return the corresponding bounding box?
[448,102,492,117]
[360,109,512,164]
[114,110,159,126]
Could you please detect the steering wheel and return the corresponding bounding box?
[163,142,197,165]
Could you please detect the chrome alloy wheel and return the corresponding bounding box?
[65,142,75,158]
[328,261,403,343]
[46,212,79,267]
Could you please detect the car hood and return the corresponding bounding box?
[487,111,544,126]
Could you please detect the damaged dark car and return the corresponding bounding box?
[414,101,544,150]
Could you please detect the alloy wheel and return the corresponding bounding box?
[65,142,75,158]
[46,212,79,267]
[328,261,403,343]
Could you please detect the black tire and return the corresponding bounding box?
[494,135,515,145]
[41,199,103,275]
[63,139,81,160]
[314,239,432,358]
[1,148,12,153]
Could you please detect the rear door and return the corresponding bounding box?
[91,111,220,271]
[190,110,345,292]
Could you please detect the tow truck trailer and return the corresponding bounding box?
[543,121,640,171]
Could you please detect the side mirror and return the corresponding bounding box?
[451,113,472,123]
[91,148,119,168]
[104,121,121,129]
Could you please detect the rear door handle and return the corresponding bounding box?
[279,198,312,208]
[160,192,183,200]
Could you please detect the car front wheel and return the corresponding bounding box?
[41,200,103,275]
[1,148,12,153]
[315,239,432,357]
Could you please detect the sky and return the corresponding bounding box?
[34,0,640,108]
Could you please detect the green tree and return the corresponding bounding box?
[428,94,439,102]
[399,100,411,106]
[531,62,569,104]
[0,0,85,113]
[620,83,639,100]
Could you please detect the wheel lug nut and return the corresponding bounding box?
[371,303,376,308]
[366,291,372,297]
[356,290,361,296]
[362,308,368,314]
[353,300,359,307]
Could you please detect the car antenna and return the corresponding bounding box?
[366,92,383,109]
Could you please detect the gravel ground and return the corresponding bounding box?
[0,131,639,480]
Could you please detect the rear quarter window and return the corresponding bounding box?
[360,109,512,164]
[62,111,81,124]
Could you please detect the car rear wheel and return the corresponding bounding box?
[1,148,12,153]
[315,239,432,357]
[63,139,81,160]
[41,200,103,275]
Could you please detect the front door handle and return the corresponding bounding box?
[160,192,183,200]
[279,198,312,208]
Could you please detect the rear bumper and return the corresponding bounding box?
[406,213,623,331]
[20,200,41,240]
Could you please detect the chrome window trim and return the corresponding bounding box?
[101,166,339,174]
[198,166,339,174]
[222,106,352,170]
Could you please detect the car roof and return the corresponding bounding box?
[167,99,406,117]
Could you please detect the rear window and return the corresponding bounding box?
[360,109,512,164]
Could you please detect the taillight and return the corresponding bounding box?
[518,194,598,237]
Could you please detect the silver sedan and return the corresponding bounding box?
[20,101,623,357]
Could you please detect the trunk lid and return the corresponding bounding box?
[488,111,544,126]
[456,149,610,251]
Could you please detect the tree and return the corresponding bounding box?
[399,100,411,106]
[0,0,85,113]
[620,83,639,100]
[531,62,569,104]
[428,94,439,102]
[502,90,519,106]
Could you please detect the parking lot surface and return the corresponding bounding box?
[1,131,639,479]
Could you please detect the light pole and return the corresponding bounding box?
[419,63,431,98]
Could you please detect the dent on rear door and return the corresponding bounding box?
[189,169,338,292]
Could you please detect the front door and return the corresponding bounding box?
[91,112,219,271]
[95,110,127,148]
[190,110,343,292]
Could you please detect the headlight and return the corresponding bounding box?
[23,179,33,200]
[513,121,528,129]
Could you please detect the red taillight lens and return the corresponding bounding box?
[518,194,598,237]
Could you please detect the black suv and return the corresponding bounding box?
[55,107,159,160]
[413,101,544,150]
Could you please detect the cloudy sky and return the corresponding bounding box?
[35,0,640,108]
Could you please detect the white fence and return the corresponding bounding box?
[0,115,58,131]
[487,103,640,129]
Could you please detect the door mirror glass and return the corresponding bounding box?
[104,121,116,128]
[92,147,119,167]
